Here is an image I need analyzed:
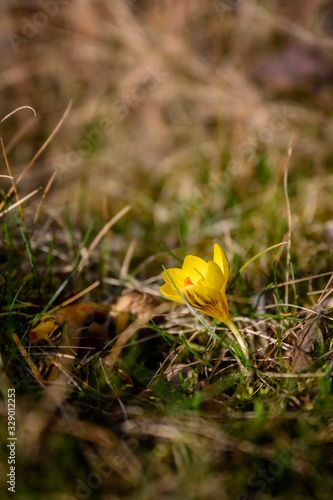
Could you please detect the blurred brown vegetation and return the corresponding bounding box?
[1,0,333,257]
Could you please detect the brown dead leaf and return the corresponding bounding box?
[55,303,111,350]
[105,295,169,368]
[109,291,157,336]
[291,317,326,372]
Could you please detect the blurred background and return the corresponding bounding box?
[2,1,333,271]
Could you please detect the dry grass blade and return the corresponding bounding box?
[78,204,131,272]
[0,188,40,218]
[120,239,137,279]
[0,101,72,211]
[31,171,57,234]
[1,137,24,222]
[315,274,333,309]
[268,271,333,290]
[262,371,331,378]
[283,140,294,305]
[0,105,36,123]
[51,280,101,311]
[12,333,44,386]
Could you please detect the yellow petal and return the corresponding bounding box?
[163,268,186,290]
[182,255,207,282]
[213,244,230,281]
[183,285,230,323]
[29,315,62,345]
[160,282,185,303]
[219,284,229,315]
[160,268,187,303]
[160,245,231,318]
[202,261,226,290]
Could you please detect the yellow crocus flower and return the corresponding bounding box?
[160,244,250,367]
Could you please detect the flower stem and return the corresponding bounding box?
[224,317,251,373]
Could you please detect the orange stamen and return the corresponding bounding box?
[184,277,194,287]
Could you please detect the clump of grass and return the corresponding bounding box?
[1,137,333,498]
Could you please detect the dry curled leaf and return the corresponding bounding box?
[109,292,157,335]
[55,303,111,350]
